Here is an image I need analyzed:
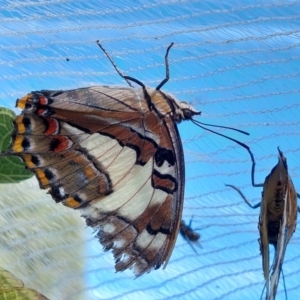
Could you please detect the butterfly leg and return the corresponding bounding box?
[187,240,199,254]
[281,269,288,300]
[187,216,202,248]
[225,146,262,208]
[225,184,261,209]
[259,268,286,300]
[188,215,195,228]
[248,146,264,188]
[155,42,174,90]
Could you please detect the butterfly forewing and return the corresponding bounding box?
[268,160,298,299]
[11,85,199,276]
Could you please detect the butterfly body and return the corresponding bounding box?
[10,84,200,276]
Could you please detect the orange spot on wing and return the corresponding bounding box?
[38,95,48,105]
[73,155,85,164]
[84,165,96,179]
[35,169,49,186]
[16,94,31,109]
[12,136,24,152]
[98,176,111,195]
[44,118,59,135]
[23,154,35,168]
[63,197,80,208]
[14,115,26,134]
[37,108,46,115]
[53,136,72,152]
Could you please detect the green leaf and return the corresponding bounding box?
[0,107,33,183]
[0,267,50,300]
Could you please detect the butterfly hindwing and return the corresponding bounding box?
[11,85,200,275]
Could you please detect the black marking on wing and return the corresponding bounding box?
[31,155,40,166]
[146,223,171,235]
[152,169,177,193]
[22,137,30,150]
[155,147,175,167]
[44,168,55,181]
[49,138,61,151]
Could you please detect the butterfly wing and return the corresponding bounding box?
[269,177,297,299]
[258,191,269,281]
[12,86,185,276]
[260,149,298,299]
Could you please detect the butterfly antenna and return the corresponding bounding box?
[96,40,137,88]
[192,119,251,155]
[192,120,249,136]
[192,119,266,188]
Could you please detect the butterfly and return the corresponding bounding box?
[226,147,299,299]
[2,41,250,277]
[180,218,201,253]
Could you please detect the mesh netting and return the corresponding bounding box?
[1,1,300,299]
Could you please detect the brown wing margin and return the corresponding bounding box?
[149,117,185,271]
[137,118,185,275]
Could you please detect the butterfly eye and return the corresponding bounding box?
[182,108,194,119]
[178,101,201,120]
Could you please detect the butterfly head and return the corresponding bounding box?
[177,101,201,121]
[263,147,292,208]
[267,147,289,185]
[277,146,288,171]
[264,148,287,186]
[146,88,201,123]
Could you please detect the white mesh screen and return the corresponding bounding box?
[1,1,300,299]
